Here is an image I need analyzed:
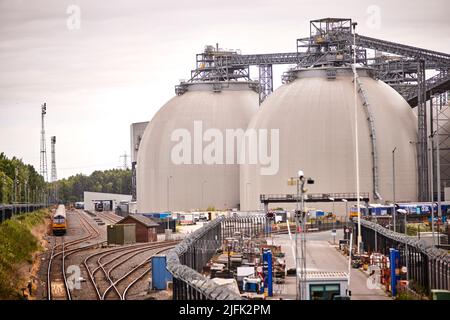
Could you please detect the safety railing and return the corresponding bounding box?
[260,192,370,202]
[357,218,449,295]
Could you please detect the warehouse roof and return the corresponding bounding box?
[117,214,159,228]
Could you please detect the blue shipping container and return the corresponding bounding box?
[152,255,173,290]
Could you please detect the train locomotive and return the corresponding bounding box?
[52,204,67,235]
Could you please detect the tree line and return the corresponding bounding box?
[0,152,132,204]
[0,152,46,203]
[57,168,132,203]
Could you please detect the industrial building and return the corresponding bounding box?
[116,214,159,242]
[134,18,449,215]
[83,191,132,211]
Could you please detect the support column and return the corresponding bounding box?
[417,60,429,201]
[259,64,273,105]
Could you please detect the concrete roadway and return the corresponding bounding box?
[271,229,391,300]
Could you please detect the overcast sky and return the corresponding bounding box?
[1,0,449,179]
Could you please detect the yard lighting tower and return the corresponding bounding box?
[40,103,48,182]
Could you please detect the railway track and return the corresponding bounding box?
[95,211,121,224]
[121,245,175,300]
[47,210,102,300]
[84,241,178,300]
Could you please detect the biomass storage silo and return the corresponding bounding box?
[137,46,259,212]
[240,66,418,211]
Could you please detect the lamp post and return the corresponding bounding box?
[294,174,300,301]
[392,147,397,232]
[342,199,348,227]
[351,21,362,255]
[329,197,335,244]
[429,130,439,245]
[435,101,442,245]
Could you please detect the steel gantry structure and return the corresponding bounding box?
[175,18,450,201]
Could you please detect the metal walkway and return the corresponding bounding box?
[260,192,370,205]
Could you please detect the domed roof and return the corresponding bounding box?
[137,82,258,212]
[240,67,418,211]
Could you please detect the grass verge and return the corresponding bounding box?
[0,209,49,299]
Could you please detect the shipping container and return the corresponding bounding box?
[152,255,173,290]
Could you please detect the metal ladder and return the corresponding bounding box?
[353,66,382,201]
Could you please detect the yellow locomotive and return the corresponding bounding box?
[52,204,67,235]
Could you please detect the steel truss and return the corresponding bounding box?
[174,18,449,201]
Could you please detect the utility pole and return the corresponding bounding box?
[40,103,48,182]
